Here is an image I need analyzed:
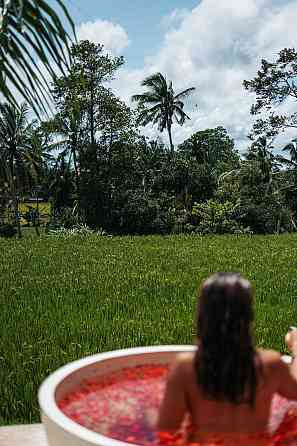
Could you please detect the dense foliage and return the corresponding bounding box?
[244,48,297,140]
[1,40,297,236]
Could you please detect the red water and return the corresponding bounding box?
[59,364,168,444]
[59,364,297,446]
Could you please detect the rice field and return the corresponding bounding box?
[0,234,297,425]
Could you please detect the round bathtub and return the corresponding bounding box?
[38,345,196,446]
[38,346,293,446]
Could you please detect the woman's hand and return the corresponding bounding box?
[285,327,297,356]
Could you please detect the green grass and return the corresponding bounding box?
[1,234,297,425]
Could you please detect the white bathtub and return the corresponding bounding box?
[38,345,196,446]
[38,346,292,446]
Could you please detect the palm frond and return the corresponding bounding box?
[218,169,240,184]
[174,87,196,101]
[173,105,190,124]
[131,92,162,104]
[283,142,297,163]
[0,0,75,116]
[141,72,167,91]
[47,138,68,152]
[275,154,297,168]
[136,104,161,127]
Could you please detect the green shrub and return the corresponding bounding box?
[0,224,17,238]
[191,199,248,235]
[236,203,295,234]
[48,224,106,238]
[46,205,83,232]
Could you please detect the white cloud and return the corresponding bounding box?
[112,0,297,152]
[77,19,130,55]
[160,8,190,29]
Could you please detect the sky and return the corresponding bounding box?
[52,0,297,151]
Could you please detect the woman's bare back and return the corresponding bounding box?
[157,348,297,439]
[184,350,279,435]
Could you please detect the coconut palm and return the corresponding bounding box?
[44,109,86,195]
[0,0,75,116]
[284,139,297,162]
[0,102,44,237]
[274,138,297,200]
[219,137,280,196]
[244,137,277,191]
[132,72,195,152]
[276,138,297,169]
[48,152,74,213]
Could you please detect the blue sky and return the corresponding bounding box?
[61,0,199,68]
[49,0,297,150]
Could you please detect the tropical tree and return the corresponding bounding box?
[179,127,240,174]
[48,153,74,213]
[132,72,195,152]
[0,0,75,115]
[44,109,85,195]
[244,137,278,194]
[51,41,124,174]
[0,103,43,237]
[220,137,278,196]
[243,48,297,139]
[277,139,297,169]
[56,41,124,147]
[274,139,297,219]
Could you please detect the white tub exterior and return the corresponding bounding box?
[38,345,196,446]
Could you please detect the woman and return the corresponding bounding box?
[157,273,297,445]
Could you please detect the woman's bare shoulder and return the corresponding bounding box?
[257,348,281,358]
[175,351,196,362]
[256,348,283,370]
[171,352,196,374]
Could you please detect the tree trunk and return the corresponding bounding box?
[109,118,114,155]
[167,121,174,153]
[90,76,95,147]
[9,154,22,238]
[34,194,40,236]
[72,146,80,197]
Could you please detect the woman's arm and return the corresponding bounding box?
[157,356,188,433]
[275,330,297,399]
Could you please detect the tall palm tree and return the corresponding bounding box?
[275,137,297,197]
[48,153,74,213]
[219,137,280,196]
[0,103,43,237]
[244,137,278,194]
[132,72,195,152]
[0,0,75,116]
[44,110,86,195]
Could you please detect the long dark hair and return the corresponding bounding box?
[195,272,258,406]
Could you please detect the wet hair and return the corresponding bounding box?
[195,272,258,407]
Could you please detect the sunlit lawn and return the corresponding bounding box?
[0,234,296,425]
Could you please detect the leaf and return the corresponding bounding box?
[0,0,75,116]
